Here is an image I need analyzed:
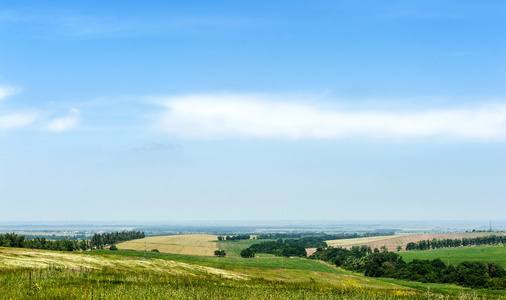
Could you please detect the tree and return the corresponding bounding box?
[214,250,226,257]
[240,248,255,258]
[79,240,88,251]
[109,244,118,251]
[397,246,402,252]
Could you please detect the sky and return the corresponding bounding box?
[0,0,505,222]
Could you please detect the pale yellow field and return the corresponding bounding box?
[326,232,506,252]
[0,247,245,279]
[116,234,219,256]
[326,235,400,247]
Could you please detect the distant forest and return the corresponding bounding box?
[0,231,144,251]
[255,231,395,240]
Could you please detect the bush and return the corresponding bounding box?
[240,248,255,258]
[151,249,159,252]
[109,244,118,251]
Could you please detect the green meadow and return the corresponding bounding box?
[400,245,506,268]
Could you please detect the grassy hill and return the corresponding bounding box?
[400,245,506,267]
[2,233,506,299]
[0,246,416,299]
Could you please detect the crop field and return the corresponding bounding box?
[400,245,506,267]
[217,239,276,258]
[116,234,219,256]
[326,232,506,251]
[326,235,400,247]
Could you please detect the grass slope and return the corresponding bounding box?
[0,247,502,299]
[400,245,506,268]
[116,234,218,256]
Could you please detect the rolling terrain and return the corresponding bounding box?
[1,246,501,299]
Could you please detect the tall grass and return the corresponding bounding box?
[0,266,484,299]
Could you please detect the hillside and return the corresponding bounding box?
[0,247,419,299]
[400,245,506,268]
[0,247,243,279]
[1,245,504,299]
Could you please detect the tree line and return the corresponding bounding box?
[238,232,394,258]
[256,232,395,241]
[405,234,506,251]
[239,235,342,258]
[310,246,506,289]
[90,231,144,249]
[0,231,144,251]
[241,240,307,257]
[217,234,251,241]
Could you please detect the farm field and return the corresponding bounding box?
[400,245,506,268]
[1,247,502,299]
[325,235,400,247]
[217,239,276,258]
[115,234,218,256]
[326,232,506,251]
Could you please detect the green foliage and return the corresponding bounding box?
[109,244,118,251]
[0,231,145,252]
[244,241,307,257]
[240,248,255,258]
[90,230,145,248]
[311,245,506,290]
[214,250,226,257]
[310,245,370,266]
[151,249,160,252]
[225,234,250,241]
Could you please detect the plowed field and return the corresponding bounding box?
[326,232,506,252]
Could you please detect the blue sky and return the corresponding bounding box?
[0,1,505,222]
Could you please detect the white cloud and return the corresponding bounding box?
[43,108,80,132]
[157,94,506,142]
[0,85,21,100]
[0,112,38,130]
